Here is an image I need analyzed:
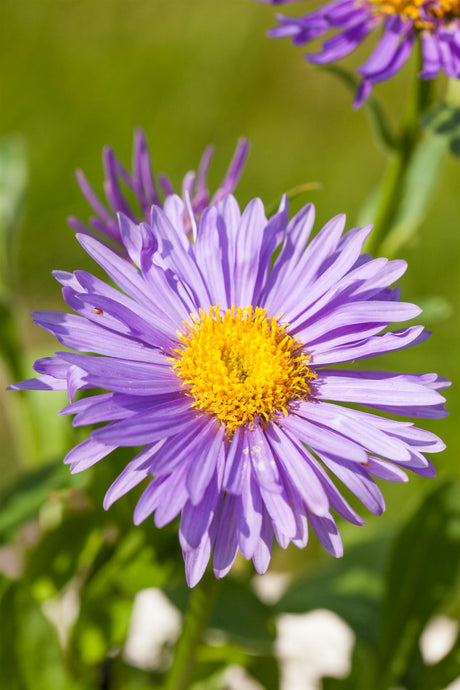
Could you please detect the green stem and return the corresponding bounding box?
[365,43,433,257]
[164,573,220,690]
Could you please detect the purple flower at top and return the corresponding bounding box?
[68,129,249,253]
[256,0,460,107]
[10,195,448,587]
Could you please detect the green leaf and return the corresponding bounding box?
[380,134,447,258]
[25,513,99,593]
[375,480,460,689]
[276,533,393,645]
[0,460,80,545]
[247,653,280,690]
[167,576,276,653]
[210,577,276,652]
[421,102,460,158]
[0,576,71,690]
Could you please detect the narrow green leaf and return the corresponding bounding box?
[421,102,460,158]
[276,534,392,645]
[210,577,276,652]
[167,577,276,653]
[380,134,447,257]
[247,653,280,690]
[0,461,80,545]
[375,480,460,689]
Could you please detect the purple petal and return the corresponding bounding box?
[265,424,330,515]
[213,494,239,578]
[186,423,225,505]
[252,508,274,575]
[309,512,343,557]
[64,438,117,473]
[316,370,446,410]
[103,442,164,509]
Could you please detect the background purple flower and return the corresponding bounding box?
[68,129,249,252]
[257,0,460,106]
[10,195,448,586]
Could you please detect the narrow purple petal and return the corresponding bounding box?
[103,442,164,510]
[309,512,343,557]
[186,423,225,505]
[213,494,239,578]
[252,508,274,575]
[180,476,220,550]
[64,438,117,473]
[319,452,385,515]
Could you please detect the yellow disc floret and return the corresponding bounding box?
[370,0,460,28]
[172,305,316,435]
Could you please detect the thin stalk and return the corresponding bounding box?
[365,43,434,256]
[164,573,220,690]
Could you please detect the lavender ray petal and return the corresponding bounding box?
[311,326,429,365]
[246,425,283,493]
[213,494,239,578]
[300,401,412,461]
[186,423,225,505]
[319,452,385,514]
[237,472,264,559]
[316,370,446,409]
[364,456,408,482]
[92,402,193,446]
[309,512,343,557]
[265,424,330,515]
[64,437,117,473]
[282,412,367,463]
[153,462,190,528]
[252,508,274,575]
[103,442,163,510]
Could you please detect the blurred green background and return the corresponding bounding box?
[0,0,458,564]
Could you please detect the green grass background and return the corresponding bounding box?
[0,0,458,556]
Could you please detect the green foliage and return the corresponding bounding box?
[0,576,73,690]
[0,460,81,545]
[379,134,447,257]
[167,575,276,654]
[317,480,460,690]
[276,532,392,645]
[376,480,460,689]
[422,103,460,158]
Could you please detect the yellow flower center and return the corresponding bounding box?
[370,0,460,28]
[172,305,316,435]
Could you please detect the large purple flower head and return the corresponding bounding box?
[68,129,249,252]
[10,195,448,586]
[256,0,460,107]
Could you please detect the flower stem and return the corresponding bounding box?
[365,43,433,257]
[164,572,220,690]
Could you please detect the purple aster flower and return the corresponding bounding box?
[10,195,448,586]
[68,129,250,252]
[256,0,460,107]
